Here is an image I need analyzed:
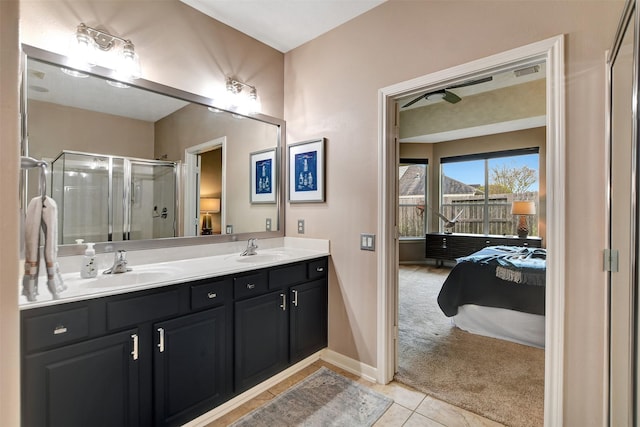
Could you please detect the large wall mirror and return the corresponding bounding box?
[21,45,285,254]
[608,0,638,423]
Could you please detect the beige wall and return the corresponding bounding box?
[0,0,20,425]
[28,100,155,160]
[284,1,622,425]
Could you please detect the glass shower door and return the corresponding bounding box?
[128,160,176,240]
[51,152,110,244]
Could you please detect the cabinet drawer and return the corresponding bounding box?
[24,307,89,353]
[268,263,307,289]
[308,258,328,280]
[107,289,181,331]
[234,272,268,299]
[191,279,230,310]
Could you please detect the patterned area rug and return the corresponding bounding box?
[230,367,393,427]
[394,265,544,427]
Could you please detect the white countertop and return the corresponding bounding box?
[20,237,330,310]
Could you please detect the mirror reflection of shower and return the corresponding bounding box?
[51,151,177,244]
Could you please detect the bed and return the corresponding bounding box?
[437,245,546,348]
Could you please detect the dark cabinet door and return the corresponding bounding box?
[234,290,288,392]
[153,307,230,427]
[23,329,139,427]
[290,279,328,363]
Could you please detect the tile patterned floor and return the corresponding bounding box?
[205,360,504,427]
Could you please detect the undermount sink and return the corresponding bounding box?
[80,265,181,288]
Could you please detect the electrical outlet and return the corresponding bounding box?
[266,218,272,231]
[297,219,305,234]
[360,233,375,251]
[226,225,233,234]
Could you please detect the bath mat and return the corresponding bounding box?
[230,367,393,427]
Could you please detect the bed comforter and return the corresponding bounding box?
[437,245,546,317]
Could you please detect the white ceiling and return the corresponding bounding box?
[27,59,189,122]
[179,0,387,53]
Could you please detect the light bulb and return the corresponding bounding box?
[67,23,96,69]
[115,41,141,80]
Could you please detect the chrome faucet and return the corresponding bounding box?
[103,249,132,274]
[240,238,258,256]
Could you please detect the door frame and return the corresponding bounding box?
[184,137,227,236]
[377,35,566,426]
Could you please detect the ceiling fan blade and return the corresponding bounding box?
[448,76,493,89]
[402,93,427,108]
[401,76,492,109]
[443,90,461,104]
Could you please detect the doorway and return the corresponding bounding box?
[184,137,227,237]
[377,35,566,426]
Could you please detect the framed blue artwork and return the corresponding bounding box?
[250,148,277,203]
[288,138,325,203]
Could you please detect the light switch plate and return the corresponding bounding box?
[297,219,305,234]
[360,233,375,251]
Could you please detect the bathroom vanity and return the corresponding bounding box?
[20,244,329,427]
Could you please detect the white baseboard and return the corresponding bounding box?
[184,349,377,426]
[320,348,378,383]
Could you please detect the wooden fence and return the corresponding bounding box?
[399,193,539,237]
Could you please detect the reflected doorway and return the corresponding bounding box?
[184,137,227,237]
[199,148,222,235]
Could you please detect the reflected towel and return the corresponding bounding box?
[22,196,65,301]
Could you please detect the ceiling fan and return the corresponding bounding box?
[401,76,494,108]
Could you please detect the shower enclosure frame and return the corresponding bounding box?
[51,150,179,243]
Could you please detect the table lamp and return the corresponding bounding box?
[200,197,220,235]
[511,200,536,238]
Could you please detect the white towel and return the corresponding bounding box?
[22,196,65,301]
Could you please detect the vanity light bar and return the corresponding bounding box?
[77,23,130,52]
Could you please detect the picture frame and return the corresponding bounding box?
[288,138,325,203]
[250,148,277,204]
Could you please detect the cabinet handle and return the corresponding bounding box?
[247,283,255,290]
[207,292,217,299]
[316,267,324,272]
[53,325,68,335]
[280,293,287,311]
[292,289,299,307]
[131,334,139,361]
[157,328,165,353]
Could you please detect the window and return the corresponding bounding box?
[399,159,427,238]
[440,148,539,236]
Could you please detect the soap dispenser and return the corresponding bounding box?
[80,243,97,278]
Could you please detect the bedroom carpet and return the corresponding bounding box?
[394,264,544,427]
[229,367,393,426]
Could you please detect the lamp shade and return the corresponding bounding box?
[200,197,220,213]
[511,200,536,215]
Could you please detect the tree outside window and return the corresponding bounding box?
[440,150,539,236]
